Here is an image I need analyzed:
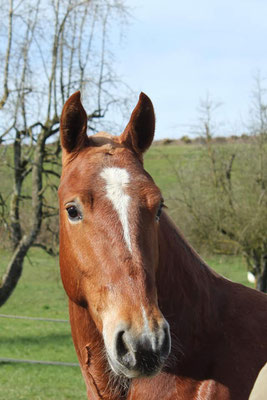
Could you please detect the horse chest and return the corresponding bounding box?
[127,374,230,400]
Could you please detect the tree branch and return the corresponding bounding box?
[0,0,13,109]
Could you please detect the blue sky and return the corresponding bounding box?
[114,0,267,139]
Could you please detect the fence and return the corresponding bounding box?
[0,313,79,367]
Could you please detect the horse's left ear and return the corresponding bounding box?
[120,92,155,155]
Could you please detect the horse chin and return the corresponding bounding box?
[107,354,162,380]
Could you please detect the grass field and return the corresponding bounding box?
[0,247,253,400]
[0,142,256,399]
[0,249,86,400]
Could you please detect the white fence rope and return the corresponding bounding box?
[0,357,79,367]
[0,313,68,323]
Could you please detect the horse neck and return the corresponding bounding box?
[157,212,222,360]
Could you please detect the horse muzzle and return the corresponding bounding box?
[105,319,171,379]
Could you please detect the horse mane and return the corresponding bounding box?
[156,212,228,375]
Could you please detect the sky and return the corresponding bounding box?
[114,0,267,139]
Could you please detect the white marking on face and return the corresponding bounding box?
[141,305,150,334]
[141,305,156,351]
[100,167,132,253]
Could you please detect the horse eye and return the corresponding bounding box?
[66,205,81,221]
[156,201,164,222]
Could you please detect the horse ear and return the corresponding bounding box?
[120,92,155,154]
[60,91,89,154]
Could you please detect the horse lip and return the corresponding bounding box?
[107,354,140,378]
[106,353,164,379]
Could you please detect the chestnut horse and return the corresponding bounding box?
[58,92,267,400]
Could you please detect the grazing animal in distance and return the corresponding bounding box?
[58,91,267,399]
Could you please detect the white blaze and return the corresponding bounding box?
[141,305,150,334]
[100,167,132,253]
[141,305,156,351]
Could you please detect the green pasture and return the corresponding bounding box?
[0,249,86,400]
[145,141,253,196]
[0,247,253,400]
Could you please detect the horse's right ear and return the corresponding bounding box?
[60,91,89,155]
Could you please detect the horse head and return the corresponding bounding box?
[58,92,171,379]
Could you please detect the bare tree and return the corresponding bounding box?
[0,0,130,306]
[167,86,267,292]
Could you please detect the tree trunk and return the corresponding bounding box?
[10,131,23,248]
[0,132,45,306]
[0,236,31,306]
[256,256,267,293]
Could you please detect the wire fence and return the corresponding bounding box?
[0,313,79,367]
[0,313,68,323]
[0,357,79,367]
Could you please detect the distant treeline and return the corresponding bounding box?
[155,133,254,146]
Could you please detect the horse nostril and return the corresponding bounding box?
[115,330,136,368]
[116,330,128,358]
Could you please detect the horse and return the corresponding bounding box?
[58,91,267,400]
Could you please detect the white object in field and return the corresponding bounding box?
[249,362,267,400]
[247,271,256,284]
